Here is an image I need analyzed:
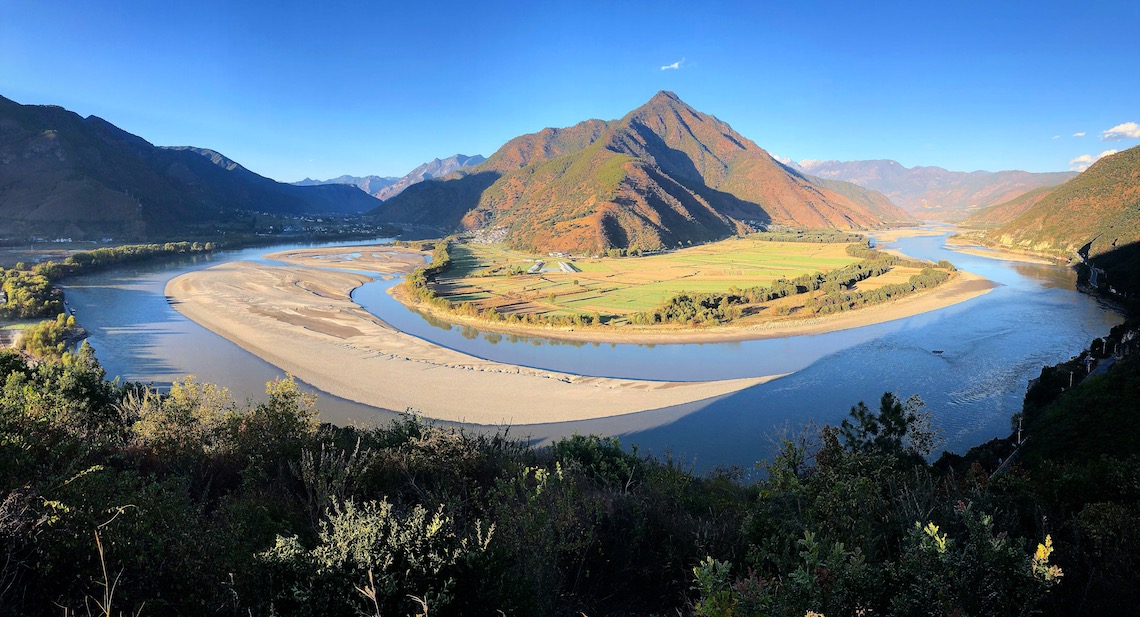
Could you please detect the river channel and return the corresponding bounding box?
[62,231,1122,472]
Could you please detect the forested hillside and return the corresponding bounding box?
[1,338,1135,615]
[975,146,1140,258]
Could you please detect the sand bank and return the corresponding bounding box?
[944,238,1062,265]
[861,228,954,243]
[263,244,996,345]
[166,262,781,425]
[167,240,997,423]
[264,246,429,274]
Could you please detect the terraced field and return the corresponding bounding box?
[432,237,862,317]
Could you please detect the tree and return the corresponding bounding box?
[840,393,940,458]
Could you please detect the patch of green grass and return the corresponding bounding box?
[435,237,862,316]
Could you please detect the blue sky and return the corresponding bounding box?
[2,1,1138,181]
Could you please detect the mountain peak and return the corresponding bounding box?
[644,91,690,110]
[374,95,914,253]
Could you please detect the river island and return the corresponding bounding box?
[165,232,997,424]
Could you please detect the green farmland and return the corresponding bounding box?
[431,236,863,318]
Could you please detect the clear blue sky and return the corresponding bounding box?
[3,0,1138,181]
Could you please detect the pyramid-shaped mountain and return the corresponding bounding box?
[372,91,913,253]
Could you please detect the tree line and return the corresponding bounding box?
[401,240,958,330]
[631,243,956,326]
[1,242,217,320]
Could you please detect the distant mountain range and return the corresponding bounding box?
[293,175,399,195]
[779,159,1075,221]
[373,155,485,200]
[0,95,378,240]
[292,154,487,202]
[964,145,1140,258]
[372,92,913,253]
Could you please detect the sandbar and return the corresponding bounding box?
[945,237,1062,265]
[166,239,999,423]
[266,243,996,345]
[861,228,954,243]
[264,246,429,274]
[166,262,781,425]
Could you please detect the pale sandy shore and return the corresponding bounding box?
[944,237,1062,265]
[254,243,997,344]
[166,240,998,423]
[860,228,954,243]
[166,262,782,425]
[264,246,429,274]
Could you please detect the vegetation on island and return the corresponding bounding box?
[399,235,958,331]
[1,335,1136,615]
[17,312,80,359]
[1,242,218,320]
[0,267,61,319]
[633,244,954,325]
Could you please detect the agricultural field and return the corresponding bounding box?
[847,266,926,291]
[431,236,863,318]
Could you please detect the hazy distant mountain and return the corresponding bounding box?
[293,155,485,202]
[970,145,1140,258]
[294,175,399,195]
[960,186,1055,228]
[0,95,378,240]
[372,92,912,253]
[785,159,1075,221]
[372,154,486,201]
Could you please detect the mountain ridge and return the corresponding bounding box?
[971,145,1140,258]
[784,158,1075,221]
[372,92,913,253]
[373,154,485,200]
[293,174,400,195]
[0,95,378,240]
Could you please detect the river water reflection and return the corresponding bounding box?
[63,231,1122,473]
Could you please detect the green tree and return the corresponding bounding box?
[840,393,940,458]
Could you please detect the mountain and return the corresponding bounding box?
[973,145,1140,258]
[788,159,1075,221]
[294,174,399,195]
[371,92,913,253]
[960,186,1055,228]
[292,155,485,202]
[0,95,379,240]
[372,154,486,201]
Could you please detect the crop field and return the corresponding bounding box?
[432,237,864,317]
[847,266,925,291]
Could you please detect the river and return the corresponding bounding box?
[62,231,1122,472]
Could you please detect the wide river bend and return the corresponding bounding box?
[62,231,1122,471]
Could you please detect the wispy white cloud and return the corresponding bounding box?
[660,57,685,71]
[1073,132,1086,137]
[1102,122,1140,141]
[1052,135,1061,140]
[1069,149,1118,171]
